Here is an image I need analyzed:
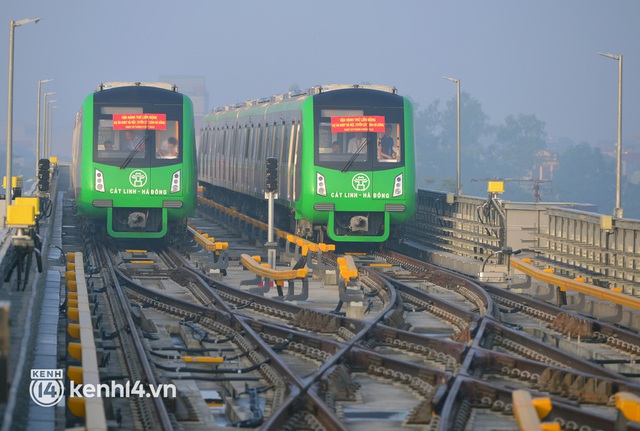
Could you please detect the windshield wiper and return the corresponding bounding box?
[119,134,148,169]
[341,139,367,172]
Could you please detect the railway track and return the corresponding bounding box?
[61,200,640,430]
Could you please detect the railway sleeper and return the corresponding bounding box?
[321,364,360,405]
[280,411,324,431]
[365,364,436,398]
[551,312,595,338]
[292,309,340,333]
[535,368,614,404]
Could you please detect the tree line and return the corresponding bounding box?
[413,92,640,219]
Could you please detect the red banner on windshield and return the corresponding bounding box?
[113,113,167,130]
[331,116,385,133]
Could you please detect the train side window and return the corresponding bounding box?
[266,123,274,158]
[230,125,237,161]
[200,129,207,176]
[243,125,251,159]
[214,127,222,179]
[221,127,227,156]
[274,121,283,161]
[282,121,291,162]
[292,121,302,201]
[208,128,214,178]
[255,124,263,161]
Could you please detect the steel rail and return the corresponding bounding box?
[95,242,175,431]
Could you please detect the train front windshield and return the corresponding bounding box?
[313,90,405,171]
[316,117,403,168]
[93,105,183,167]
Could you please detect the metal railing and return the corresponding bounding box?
[406,189,640,292]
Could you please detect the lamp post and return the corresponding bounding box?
[43,93,55,159]
[5,17,41,215]
[36,79,53,175]
[444,76,462,195]
[48,105,59,158]
[598,52,623,219]
[44,100,57,158]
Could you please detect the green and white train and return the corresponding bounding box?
[199,84,416,243]
[72,82,197,239]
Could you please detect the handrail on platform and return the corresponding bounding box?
[187,225,228,252]
[240,254,308,281]
[510,257,640,312]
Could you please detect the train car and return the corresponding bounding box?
[71,82,197,239]
[199,84,416,243]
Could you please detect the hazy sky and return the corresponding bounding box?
[2,1,639,160]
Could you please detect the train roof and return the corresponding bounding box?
[96,81,178,92]
[312,83,397,95]
[209,83,399,115]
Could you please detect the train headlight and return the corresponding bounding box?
[95,169,105,193]
[392,173,403,197]
[316,172,326,196]
[171,170,181,193]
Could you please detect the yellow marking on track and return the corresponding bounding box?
[125,249,147,253]
[181,356,224,363]
[129,260,155,265]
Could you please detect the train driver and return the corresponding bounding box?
[347,132,367,153]
[378,124,396,161]
[123,130,144,151]
[157,137,179,159]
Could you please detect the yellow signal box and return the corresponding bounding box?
[15,197,40,216]
[2,176,23,189]
[487,181,505,194]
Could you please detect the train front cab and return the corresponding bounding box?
[88,92,195,238]
[305,89,415,243]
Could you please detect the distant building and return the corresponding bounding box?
[534,149,558,180]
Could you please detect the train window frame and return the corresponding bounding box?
[215,126,223,180]
[375,122,401,164]
[292,120,302,201]
[153,120,182,164]
[93,103,183,168]
[314,114,405,171]
[274,121,284,162]
[210,127,216,180]
[243,125,251,159]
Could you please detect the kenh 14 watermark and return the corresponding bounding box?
[30,369,177,407]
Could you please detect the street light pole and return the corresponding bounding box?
[48,106,59,158]
[5,18,41,215]
[43,93,55,159]
[598,52,623,218]
[444,76,462,195]
[36,79,53,175]
[44,100,56,158]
